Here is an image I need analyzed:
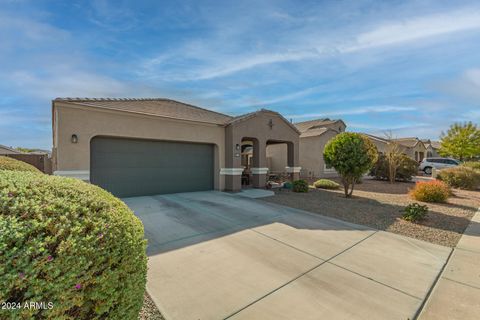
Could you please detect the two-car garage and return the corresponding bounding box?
[90,137,214,197]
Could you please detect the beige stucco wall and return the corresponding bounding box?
[266,143,288,172]
[268,130,339,178]
[225,112,299,168]
[410,143,427,161]
[299,130,339,178]
[426,145,439,157]
[53,102,226,190]
[224,111,300,190]
[370,139,387,154]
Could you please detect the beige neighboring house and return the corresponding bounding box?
[362,134,389,154]
[422,139,441,158]
[52,98,301,197]
[267,118,346,178]
[0,144,21,155]
[364,134,428,162]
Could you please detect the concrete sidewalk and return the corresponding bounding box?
[124,191,452,320]
[419,209,480,320]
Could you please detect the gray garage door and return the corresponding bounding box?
[90,137,214,197]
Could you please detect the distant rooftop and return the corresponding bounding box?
[294,118,341,132]
[0,144,21,154]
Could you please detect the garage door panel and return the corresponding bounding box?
[91,137,214,197]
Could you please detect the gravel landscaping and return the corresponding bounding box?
[139,293,164,320]
[262,178,480,247]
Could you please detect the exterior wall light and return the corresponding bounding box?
[235,143,240,151]
[71,134,78,144]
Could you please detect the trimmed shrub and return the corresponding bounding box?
[437,166,480,190]
[292,179,309,192]
[324,133,378,197]
[402,203,429,222]
[462,161,480,171]
[409,180,450,203]
[0,156,41,173]
[370,154,418,181]
[0,171,147,319]
[314,179,340,190]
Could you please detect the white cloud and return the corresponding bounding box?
[435,68,480,103]
[141,7,480,81]
[286,105,416,119]
[344,9,480,52]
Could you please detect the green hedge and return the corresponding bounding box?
[0,171,147,319]
[313,179,340,190]
[292,179,309,192]
[370,154,418,181]
[437,166,480,190]
[0,156,41,173]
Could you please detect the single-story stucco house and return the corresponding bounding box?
[364,134,428,162]
[52,98,301,197]
[266,118,346,178]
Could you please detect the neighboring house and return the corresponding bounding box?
[363,134,389,155]
[393,138,428,162]
[52,98,301,197]
[364,134,428,162]
[267,118,346,178]
[421,139,441,158]
[0,144,21,155]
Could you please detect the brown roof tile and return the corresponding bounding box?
[392,137,421,148]
[54,98,233,125]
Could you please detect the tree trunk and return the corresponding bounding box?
[348,180,355,197]
[343,182,349,197]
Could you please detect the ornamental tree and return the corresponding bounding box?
[324,132,378,197]
[439,122,480,161]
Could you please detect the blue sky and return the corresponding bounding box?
[1,0,479,149]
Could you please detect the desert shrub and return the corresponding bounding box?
[292,179,309,192]
[0,171,147,320]
[0,156,41,173]
[370,154,418,181]
[437,166,480,190]
[402,203,429,222]
[409,180,450,203]
[314,179,340,189]
[324,133,378,197]
[462,161,480,171]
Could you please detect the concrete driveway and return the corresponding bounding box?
[123,191,451,320]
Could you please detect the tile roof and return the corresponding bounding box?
[299,127,330,138]
[54,98,233,125]
[363,133,389,143]
[392,137,421,148]
[421,139,441,149]
[226,109,301,134]
[294,118,339,133]
[430,141,441,149]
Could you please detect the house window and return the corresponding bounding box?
[427,151,432,157]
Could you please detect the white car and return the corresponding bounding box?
[419,157,460,175]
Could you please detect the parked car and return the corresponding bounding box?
[419,157,460,175]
